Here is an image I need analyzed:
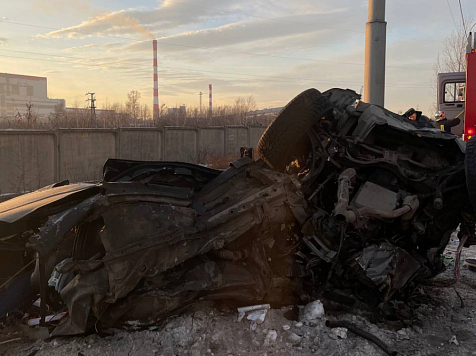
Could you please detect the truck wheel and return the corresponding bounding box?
[257,89,333,171]
[465,137,476,205]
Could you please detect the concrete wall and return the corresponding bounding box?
[59,130,117,181]
[0,132,56,194]
[249,126,266,149]
[120,129,162,161]
[164,127,198,162]
[199,127,226,157]
[225,126,249,156]
[0,125,266,193]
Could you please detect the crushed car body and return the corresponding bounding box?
[0,88,475,336]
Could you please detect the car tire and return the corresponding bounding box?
[257,89,333,171]
[465,136,476,205]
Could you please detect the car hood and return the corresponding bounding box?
[0,183,99,236]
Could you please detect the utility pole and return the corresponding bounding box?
[86,92,97,127]
[364,0,386,106]
[199,92,203,113]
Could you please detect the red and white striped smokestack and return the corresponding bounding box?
[208,84,212,117]
[153,40,159,119]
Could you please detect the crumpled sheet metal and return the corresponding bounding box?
[51,268,109,336]
[28,195,103,257]
[50,164,307,335]
[353,241,421,301]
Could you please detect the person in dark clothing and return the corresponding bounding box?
[403,108,434,128]
[434,111,461,133]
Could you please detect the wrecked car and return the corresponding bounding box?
[0,88,474,335]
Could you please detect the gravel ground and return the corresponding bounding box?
[2,240,476,356]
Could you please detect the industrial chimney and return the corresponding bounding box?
[153,40,159,120]
[208,84,212,118]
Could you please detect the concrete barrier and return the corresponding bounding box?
[198,127,225,157]
[0,132,56,194]
[249,126,266,149]
[0,125,266,193]
[120,128,163,161]
[59,130,117,181]
[164,127,198,162]
[225,126,249,156]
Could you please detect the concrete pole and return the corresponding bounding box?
[364,0,387,106]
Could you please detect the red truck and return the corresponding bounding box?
[437,32,476,140]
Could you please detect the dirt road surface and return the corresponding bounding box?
[1,240,476,356]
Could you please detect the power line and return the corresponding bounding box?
[1,20,357,64]
[164,0,367,35]
[0,20,437,70]
[446,0,457,28]
[0,53,432,89]
[458,0,466,35]
[162,0,426,41]
[0,47,433,71]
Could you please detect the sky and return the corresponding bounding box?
[0,0,475,113]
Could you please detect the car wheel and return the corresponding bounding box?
[465,136,476,205]
[257,89,333,171]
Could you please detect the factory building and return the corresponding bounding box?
[0,73,65,119]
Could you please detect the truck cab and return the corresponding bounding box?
[437,32,476,141]
[437,72,465,136]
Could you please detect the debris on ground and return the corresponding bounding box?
[300,300,325,323]
[449,335,459,345]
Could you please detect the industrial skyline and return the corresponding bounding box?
[0,0,475,114]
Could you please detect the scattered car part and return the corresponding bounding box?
[326,320,397,356]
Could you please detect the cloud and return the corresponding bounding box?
[61,42,125,53]
[36,0,467,110]
[112,7,362,58]
[41,11,154,39]
[0,37,8,46]
[40,0,246,40]
[40,0,359,44]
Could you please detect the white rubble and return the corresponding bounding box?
[287,332,302,345]
[299,300,325,323]
[264,330,278,346]
[330,327,348,339]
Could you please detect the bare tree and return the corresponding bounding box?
[47,104,66,129]
[25,101,37,129]
[126,90,141,126]
[431,18,475,110]
[140,103,151,121]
